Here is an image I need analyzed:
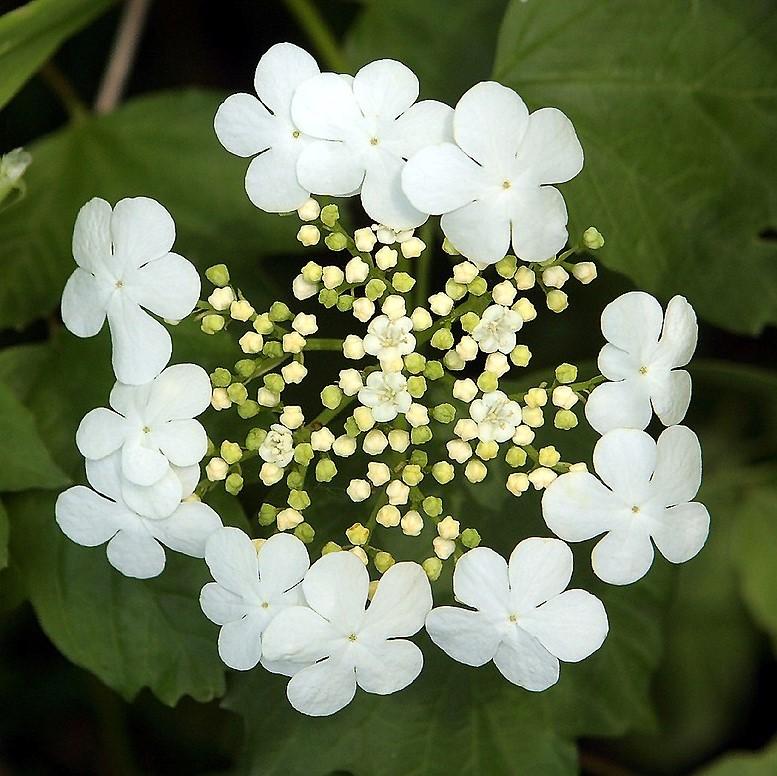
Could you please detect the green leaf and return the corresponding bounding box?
[0,499,8,570]
[493,0,777,335]
[0,89,297,331]
[695,737,777,776]
[0,0,116,110]
[0,379,70,491]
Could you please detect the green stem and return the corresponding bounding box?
[305,338,344,351]
[416,295,489,346]
[40,62,88,122]
[283,0,349,72]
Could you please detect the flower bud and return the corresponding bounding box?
[546,289,568,313]
[220,441,242,465]
[422,361,442,382]
[411,425,433,445]
[476,441,498,461]
[477,371,498,393]
[211,387,231,410]
[400,237,425,258]
[483,353,508,378]
[294,443,314,466]
[206,457,229,481]
[374,551,395,574]
[325,232,348,252]
[528,467,557,490]
[454,418,478,441]
[459,312,479,334]
[365,278,387,301]
[431,461,454,484]
[514,266,535,290]
[522,406,544,428]
[386,479,410,506]
[227,382,248,405]
[447,439,472,463]
[291,313,317,337]
[319,266,342,291]
[292,274,318,300]
[280,405,304,429]
[245,428,266,451]
[392,272,415,293]
[422,497,443,519]
[512,425,535,446]
[382,294,406,320]
[465,458,487,483]
[253,313,274,334]
[308,430,334,456]
[315,457,337,482]
[554,409,578,430]
[320,204,339,227]
[505,446,527,467]
[343,335,365,359]
[572,261,597,284]
[582,226,605,250]
[211,367,232,388]
[401,464,423,487]
[363,428,388,455]
[268,301,291,322]
[444,279,466,301]
[280,361,306,384]
[552,385,578,410]
[229,300,254,322]
[201,314,225,334]
[542,266,569,289]
[514,297,537,322]
[349,297,373,323]
[423,556,443,581]
[468,277,488,296]
[407,376,427,398]
[366,462,390,487]
[449,379,475,404]
[437,516,460,540]
[375,246,398,270]
[432,403,456,424]
[376,505,401,528]
[333,435,357,457]
[388,429,410,452]
[277,508,304,531]
[453,261,479,285]
[495,255,517,278]
[433,537,456,560]
[444,350,465,371]
[539,446,561,467]
[320,385,342,410]
[260,462,284,486]
[401,353,424,376]
[510,344,532,367]
[206,264,230,286]
[294,522,316,544]
[405,403,430,428]
[336,295,354,312]
[353,227,377,253]
[346,479,371,503]
[506,472,530,496]
[318,288,338,308]
[397,510,421,536]
[258,503,278,526]
[456,335,478,361]
[492,280,517,306]
[556,363,578,384]
[238,331,263,354]
[300,263,323,287]
[208,286,235,311]
[288,489,311,510]
[525,388,548,408]
[351,547,369,564]
[297,197,320,221]
[286,469,305,490]
[460,528,481,549]
[411,307,432,331]
[321,541,342,555]
[428,293,454,316]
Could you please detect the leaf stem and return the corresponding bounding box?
[282,0,349,72]
[39,63,88,122]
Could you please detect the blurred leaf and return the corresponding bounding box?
[494,0,777,335]
[0,499,8,570]
[0,342,52,401]
[696,737,777,775]
[0,0,116,109]
[345,0,509,104]
[0,89,297,331]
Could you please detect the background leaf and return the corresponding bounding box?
[0,499,8,570]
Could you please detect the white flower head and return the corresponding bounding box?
[358,371,412,423]
[262,552,432,716]
[426,538,608,691]
[469,390,522,443]
[214,43,320,212]
[200,527,310,672]
[585,292,698,434]
[56,454,221,579]
[362,314,416,369]
[259,424,295,468]
[291,59,453,229]
[61,197,200,384]
[471,304,523,354]
[542,426,710,585]
[402,81,583,263]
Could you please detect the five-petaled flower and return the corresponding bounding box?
[358,371,412,422]
[259,424,295,467]
[471,304,523,354]
[469,390,522,442]
[362,314,416,370]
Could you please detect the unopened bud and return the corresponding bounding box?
[582,226,605,250]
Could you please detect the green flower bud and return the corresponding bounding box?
[477,372,498,393]
[294,443,314,466]
[201,314,225,334]
[226,382,248,405]
[322,541,341,555]
[510,345,532,367]
[374,551,395,574]
[495,255,517,279]
[554,409,579,430]
[220,441,242,464]
[445,279,467,300]
[582,226,605,250]
[346,522,370,546]
[431,403,456,424]
[233,359,255,380]
[288,489,311,510]
[206,438,217,457]
[294,522,315,544]
[461,528,481,549]
[422,557,443,582]
[407,376,427,398]
[409,449,428,468]
[237,399,260,419]
[411,425,433,445]
[205,264,230,286]
[263,341,283,359]
[336,295,354,312]
[315,458,337,482]
[392,272,416,292]
[343,417,360,437]
[325,232,348,252]
[402,464,424,486]
[460,312,480,333]
[258,503,278,526]
[253,313,274,334]
[320,385,343,410]
[432,461,455,484]
[302,261,323,283]
[263,373,285,394]
[468,277,487,296]
[320,204,339,227]
[423,360,444,381]
[404,353,426,374]
[430,328,454,350]
[245,427,267,451]
[441,237,459,256]
[555,363,578,384]
[210,367,231,387]
[505,446,527,467]
[318,288,339,308]
[286,470,305,490]
[225,473,244,495]
[422,496,443,517]
[546,289,568,313]
[269,301,292,322]
[365,278,387,301]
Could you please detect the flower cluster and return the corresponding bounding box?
[55,42,710,716]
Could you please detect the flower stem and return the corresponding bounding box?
[39,63,88,122]
[416,295,489,346]
[305,338,344,351]
[283,0,349,72]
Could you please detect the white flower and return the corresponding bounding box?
[469,390,522,443]
[585,292,698,434]
[214,43,320,212]
[358,371,412,423]
[471,304,522,354]
[402,81,583,263]
[542,426,710,585]
[56,454,221,579]
[262,552,432,716]
[259,424,295,467]
[362,315,416,369]
[291,59,453,229]
[61,197,200,385]
[200,527,310,671]
[425,538,608,690]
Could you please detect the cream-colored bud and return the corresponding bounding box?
[208,286,235,311]
[367,462,391,487]
[410,307,433,331]
[354,227,377,252]
[428,292,454,316]
[256,387,280,407]
[297,197,320,221]
[568,462,588,472]
[512,425,535,446]
[363,429,388,455]
[347,479,371,503]
[350,546,368,565]
[476,440,499,461]
[292,274,318,300]
[466,458,488,483]
[454,418,478,441]
[375,246,398,270]
[456,335,479,361]
[322,265,345,290]
[386,479,410,506]
[506,472,530,496]
[400,237,425,258]
[542,266,569,289]
[552,385,578,410]
[259,462,284,486]
[345,256,371,284]
[296,224,320,246]
[485,353,509,377]
[538,445,561,468]
[388,429,410,452]
[546,289,569,313]
[282,332,306,353]
[452,378,478,403]
[352,297,375,323]
[447,439,472,463]
[343,335,365,360]
[333,435,357,457]
[353,406,375,432]
[437,516,460,540]
[514,266,536,290]
[572,261,597,284]
[453,261,479,285]
[230,300,255,322]
[381,294,406,320]
[280,405,304,430]
[522,406,544,428]
[528,467,557,490]
[281,361,307,384]
[205,457,228,481]
[376,505,401,528]
[525,387,548,408]
[433,537,456,560]
[514,297,537,322]
[211,387,232,411]
[492,280,517,306]
[310,427,335,452]
[405,403,430,428]
[401,509,423,536]
[292,312,318,336]
[443,350,465,371]
[338,368,363,396]
[239,331,263,354]
[277,508,304,531]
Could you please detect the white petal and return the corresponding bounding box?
[291,73,363,141]
[517,108,584,185]
[217,611,265,670]
[61,269,110,338]
[76,407,127,460]
[654,295,697,368]
[510,186,569,261]
[107,295,171,385]
[361,151,427,229]
[286,656,357,716]
[597,343,637,381]
[106,528,166,579]
[362,562,431,640]
[199,582,248,625]
[214,93,276,157]
[256,532,310,597]
[650,425,702,506]
[591,526,654,585]
[121,467,183,519]
[121,436,169,486]
[441,197,511,264]
[593,428,656,498]
[452,546,510,614]
[150,501,221,557]
[254,42,319,120]
[128,253,200,321]
[84,453,124,501]
[302,551,370,633]
[175,464,200,497]
[353,59,418,120]
[508,537,573,612]
[492,627,560,691]
[454,81,528,169]
[109,380,147,416]
[204,527,260,596]
[55,485,125,546]
[584,379,653,434]
[425,607,502,666]
[72,197,112,271]
[355,638,422,694]
[245,145,311,212]
[600,291,663,355]
[262,606,340,664]
[401,142,485,215]
[650,370,692,427]
[390,100,453,158]
[542,471,621,542]
[110,197,175,271]
[296,140,365,197]
[146,363,212,421]
[153,419,207,467]
[520,589,608,662]
[649,502,710,564]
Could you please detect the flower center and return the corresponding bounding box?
[142,425,151,434]
[261,601,269,609]
[508,613,518,623]
[639,365,649,375]
[291,129,301,139]
[502,179,512,190]
[631,505,640,514]
[115,279,125,289]
[347,633,358,642]
[369,136,379,146]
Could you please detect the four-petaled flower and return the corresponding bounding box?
[358,371,412,422]
[61,197,200,385]
[262,551,432,716]
[585,291,698,434]
[402,81,583,263]
[469,390,522,442]
[471,304,523,354]
[426,538,608,690]
[200,527,310,672]
[362,314,416,369]
[259,424,295,467]
[542,426,710,585]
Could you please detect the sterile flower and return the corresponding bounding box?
[471,304,522,354]
[425,538,608,690]
[358,371,412,422]
[362,315,416,369]
[585,292,698,434]
[56,454,221,579]
[542,426,710,585]
[200,527,310,671]
[259,424,295,467]
[402,81,583,263]
[261,552,432,716]
[214,43,320,212]
[61,197,200,384]
[291,59,453,229]
[469,390,522,443]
